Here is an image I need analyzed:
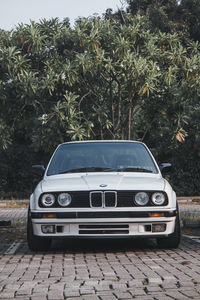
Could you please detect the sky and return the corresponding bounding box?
[0,0,125,30]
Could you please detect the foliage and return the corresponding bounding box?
[126,0,200,42]
[0,9,200,197]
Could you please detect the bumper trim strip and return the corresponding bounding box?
[31,210,177,219]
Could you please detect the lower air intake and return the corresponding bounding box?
[78,224,129,235]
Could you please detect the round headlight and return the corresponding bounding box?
[41,193,55,207]
[135,192,149,206]
[58,193,72,207]
[152,192,165,205]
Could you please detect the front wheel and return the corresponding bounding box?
[27,209,51,251]
[157,215,181,249]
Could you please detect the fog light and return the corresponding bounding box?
[41,225,55,234]
[152,224,166,232]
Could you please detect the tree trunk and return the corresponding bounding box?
[128,90,135,140]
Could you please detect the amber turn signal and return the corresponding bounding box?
[149,212,165,217]
[42,213,56,219]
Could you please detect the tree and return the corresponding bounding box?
[179,0,200,41]
[126,0,200,42]
[0,14,200,196]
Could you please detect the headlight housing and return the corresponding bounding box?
[135,192,149,206]
[58,193,72,207]
[152,192,165,205]
[41,193,55,207]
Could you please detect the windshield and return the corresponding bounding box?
[47,142,158,176]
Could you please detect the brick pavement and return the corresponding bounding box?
[0,207,200,299]
[0,208,27,221]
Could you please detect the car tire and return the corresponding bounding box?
[27,208,51,251]
[157,214,181,249]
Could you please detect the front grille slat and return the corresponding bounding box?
[90,191,117,208]
[117,191,134,207]
[79,230,129,235]
[79,224,129,229]
[104,191,117,207]
[79,224,130,235]
[90,191,103,208]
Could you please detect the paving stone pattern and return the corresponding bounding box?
[180,205,200,218]
[0,208,27,221]
[0,207,200,299]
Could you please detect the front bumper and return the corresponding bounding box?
[30,209,178,238]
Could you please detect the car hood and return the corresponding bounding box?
[41,173,165,192]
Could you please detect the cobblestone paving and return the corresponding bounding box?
[1,207,200,299]
[180,205,200,218]
[0,208,27,221]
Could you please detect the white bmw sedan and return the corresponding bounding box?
[27,141,180,251]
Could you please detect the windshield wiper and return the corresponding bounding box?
[58,167,153,174]
[115,167,153,173]
[58,167,114,174]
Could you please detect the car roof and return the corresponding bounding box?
[59,140,145,146]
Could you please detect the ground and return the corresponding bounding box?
[1,203,200,299]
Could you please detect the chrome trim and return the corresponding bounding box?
[90,191,103,208]
[104,191,117,208]
[90,191,117,208]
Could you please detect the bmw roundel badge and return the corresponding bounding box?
[99,184,107,187]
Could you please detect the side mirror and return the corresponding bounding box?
[32,165,45,177]
[159,163,172,174]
